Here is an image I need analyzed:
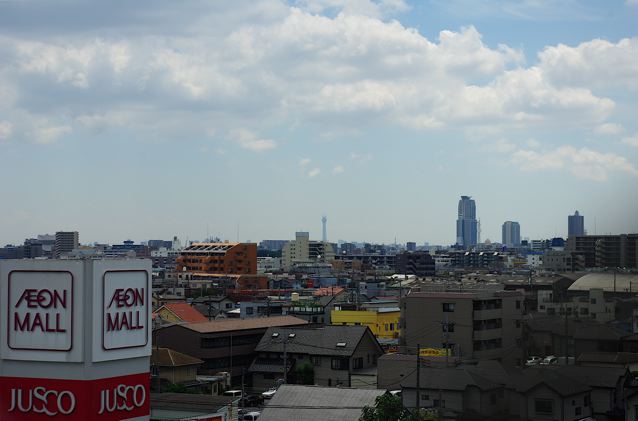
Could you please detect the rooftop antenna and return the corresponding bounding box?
[322,215,327,243]
[478,218,481,250]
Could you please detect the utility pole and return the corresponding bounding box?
[283,339,288,384]
[416,344,421,414]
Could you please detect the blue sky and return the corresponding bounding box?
[1,0,637,246]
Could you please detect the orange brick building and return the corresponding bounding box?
[176,243,257,275]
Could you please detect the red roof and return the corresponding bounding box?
[313,287,344,297]
[159,302,208,323]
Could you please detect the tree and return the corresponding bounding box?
[295,361,315,385]
[359,393,437,421]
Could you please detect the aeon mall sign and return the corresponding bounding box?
[0,259,152,420]
[94,265,151,361]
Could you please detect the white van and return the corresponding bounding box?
[243,411,260,420]
[223,389,243,398]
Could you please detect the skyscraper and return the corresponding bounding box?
[568,211,585,238]
[502,221,521,248]
[456,196,478,249]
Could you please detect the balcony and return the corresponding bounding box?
[473,309,501,320]
[473,328,502,340]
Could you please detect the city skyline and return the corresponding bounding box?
[0,0,637,245]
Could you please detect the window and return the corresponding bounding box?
[443,323,455,333]
[246,307,254,315]
[263,373,275,379]
[331,358,349,370]
[442,303,455,312]
[516,300,521,309]
[390,324,394,331]
[575,407,582,416]
[534,399,553,415]
[312,356,322,366]
[353,357,363,369]
[421,394,429,401]
[584,396,590,407]
[591,298,597,304]
[433,400,445,408]
[385,324,389,331]
[515,320,521,328]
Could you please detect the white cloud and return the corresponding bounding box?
[230,129,277,152]
[294,0,409,18]
[594,123,623,135]
[30,124,72,144]
[332,165,344,174]
[0,3,631,146]
[351,152,373,163]
[299,158,311,166]
[622,133,638,148]
[0,121,13,141]
[308,167,321,177]
[539,37,638,91]
[512,146,638,181]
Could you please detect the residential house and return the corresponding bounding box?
[250,325,384,389]
[154,315,308,381]
[151,347,203,390]
[154,302,208,324]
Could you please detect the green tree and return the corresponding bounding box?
[295,361,315,385]
[359,393,437,421]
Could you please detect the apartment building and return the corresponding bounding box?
[54,230,79,257]
[566,234,638,269]
[400,290,524,366]
[281,232,335,271]
[176,242,257,275]
[536,288,615,322]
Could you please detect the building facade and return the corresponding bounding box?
[502,221,521,248]
[456,196,478,249]
[568,210,585,238]
[400,290,524,366]
[176,242,258,275]
[54,230,79,257]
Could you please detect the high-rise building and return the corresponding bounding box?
[176,242,257,275]
[456,196,478,249]
[281,231,335,270]
[54,231,79,258]
[568,210,585,238]
[501,221,521,248]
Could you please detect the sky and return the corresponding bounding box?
[0,0,637,246]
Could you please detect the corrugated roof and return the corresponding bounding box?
[151,393,235,412]
[158,302,208,323]
[184,315,308,333]
[258,385,385,421]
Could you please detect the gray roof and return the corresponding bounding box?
[151,393,234,412]
[258,385,385,421]
[578,352,638,364]
[255,325,381,357]
[401,366,501,391]
[525,315,628,340]
[511,368,590,396]
[546,365,628,389]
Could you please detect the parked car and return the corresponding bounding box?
[261,388,277,399]
[240,394,263,407]
[541,355,558,365]
[224,390,243,398]
[242,411,260,421]
[525,356,542,366]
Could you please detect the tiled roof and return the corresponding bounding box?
[254,325,381,357]
[151,347,203,367]
[184,315,308,333]
[159,302,208,323]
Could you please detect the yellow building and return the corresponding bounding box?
[330,307,400,340]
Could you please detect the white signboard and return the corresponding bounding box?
[0,261,84,362]
[92,260,151,362]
